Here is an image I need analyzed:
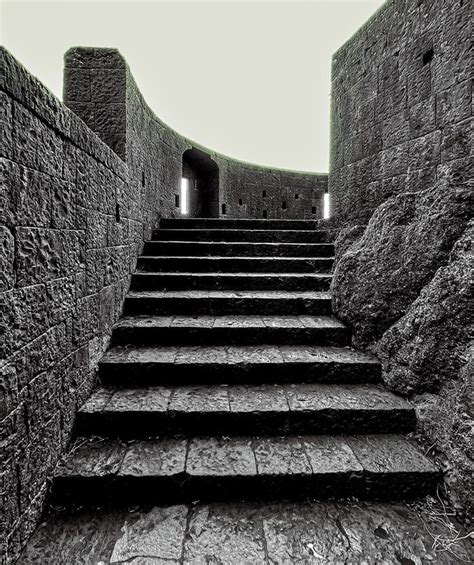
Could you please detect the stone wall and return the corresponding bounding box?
[64,47,328,221]
[329,0,473,513]
[329,0,471,225]
[1,47,158,562]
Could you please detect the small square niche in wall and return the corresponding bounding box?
[423,47,434,66]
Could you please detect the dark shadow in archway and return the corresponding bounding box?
[182,148,219,218]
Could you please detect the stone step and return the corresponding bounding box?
[76,384,415,437]
[123,290,332,316]
[111,315,350,346]
[99,345,381,386]
[152,228,331,243]
[137,256,334,273]
[142,241,334,258]
[52,434,439,505]
[160,218,322,230]
[20,501,472,564]
[130,272,332,291]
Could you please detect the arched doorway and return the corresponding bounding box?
[182,148,219,218]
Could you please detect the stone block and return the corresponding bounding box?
[0,226,15,291]
[46,276,76,325]
[1,285,49,358]
[441,118,472,162]
[435,80,472,127]
[407,130,441,171]
[63,68,91,103]
[0,90,13,160]
[90,69,126,104]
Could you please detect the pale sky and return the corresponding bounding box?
[1,0,384,172]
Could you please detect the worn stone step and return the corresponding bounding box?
[99,345,381,386]
[142,241,334,258]
[76,384,415,437]
[137,256,334,273]
[111,315,350,346]
[130,272,332,291]
[20,500,473,564]
[160,218,322,230]
[152,228,331,243]
[123,290,332,316]
[112,315,347,346]
[52,435,440,505]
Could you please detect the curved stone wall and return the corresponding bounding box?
[64,47,328,222]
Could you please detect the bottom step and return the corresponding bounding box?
[53,435,439,504]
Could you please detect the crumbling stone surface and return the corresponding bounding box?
[333,224,365,265]
[376,225,473,514]
[375,222,473,395]
[331,183,471,347]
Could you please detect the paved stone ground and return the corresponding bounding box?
[21,499,473,564]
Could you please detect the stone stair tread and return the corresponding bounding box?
[147,240,332,247]
[126,290,331,299]
[80,383,412,415]
[115,314,346,330]
[159,218,322,230]
[57,434,438,480]
[100,344,379,366]
[133,272,332,278]
[152,228,331,242]
[139,255,335,260]
[143,240,334,257]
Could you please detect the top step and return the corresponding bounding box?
[160,218,323,230]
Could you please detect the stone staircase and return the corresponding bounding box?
[53,218,439,506]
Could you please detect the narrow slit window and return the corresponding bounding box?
[221,203,227,215]
[323,193,330,219]
[262,210,267,219]
[180,178,189,215]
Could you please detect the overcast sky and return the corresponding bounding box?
[1,0,384,172]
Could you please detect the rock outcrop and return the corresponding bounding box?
[332,187,473,514]
[331,183,472,347]
[376,223,473,395]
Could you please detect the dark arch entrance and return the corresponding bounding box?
[182,148,219,218]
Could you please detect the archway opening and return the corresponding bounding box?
[182,148,219,218]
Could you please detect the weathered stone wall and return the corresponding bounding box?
[329,0,473,513]
[0,47,164,562]
[64,47,328,221]
[329,0,471,225]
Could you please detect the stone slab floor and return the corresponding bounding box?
[21,499,473,564]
